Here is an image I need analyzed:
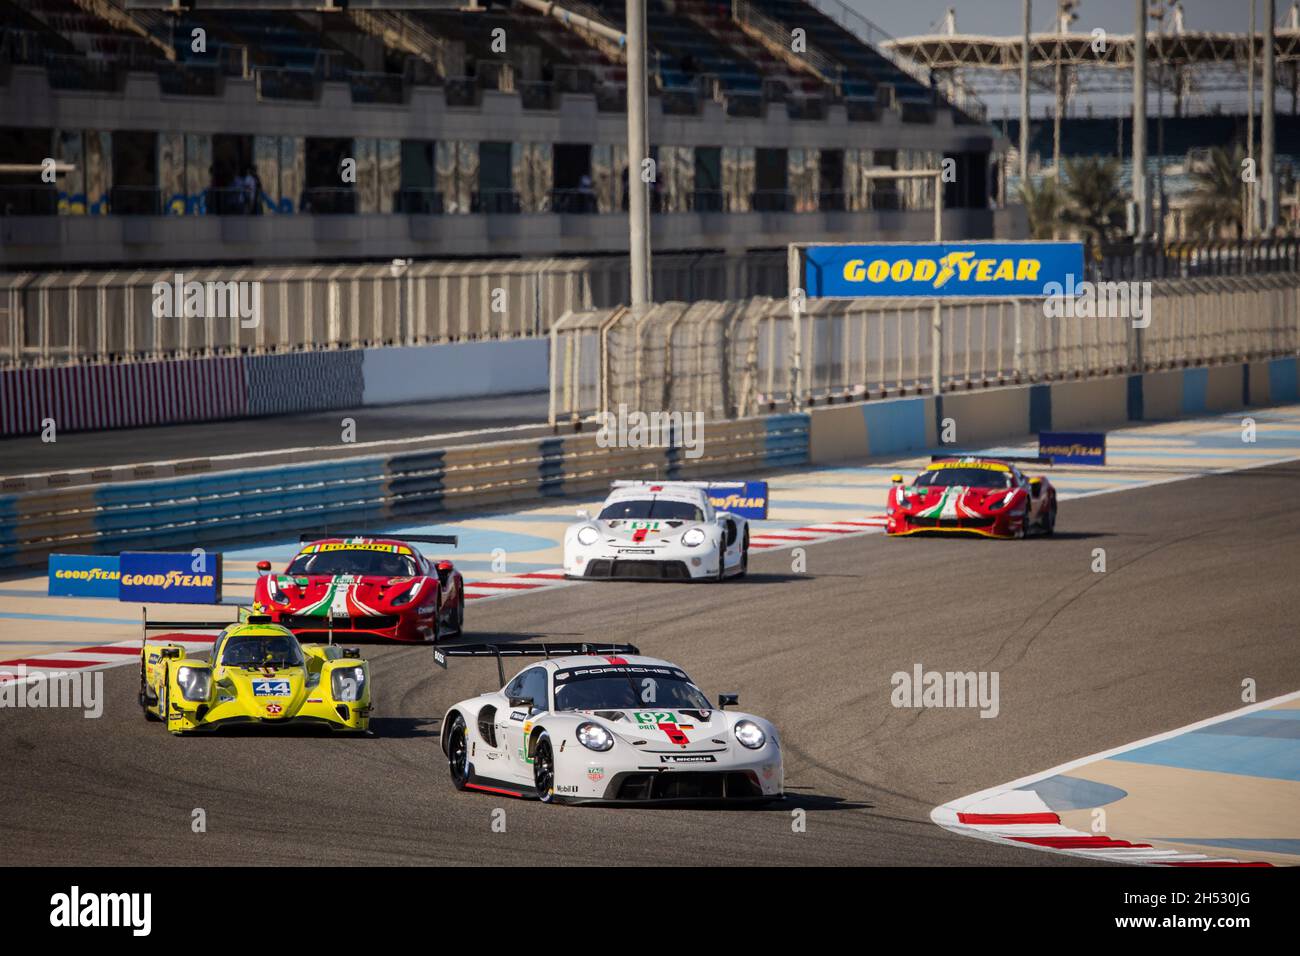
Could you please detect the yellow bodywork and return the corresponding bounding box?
[140,622,371,735]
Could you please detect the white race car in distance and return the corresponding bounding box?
[563,480,757,581]
[435,643,784,804]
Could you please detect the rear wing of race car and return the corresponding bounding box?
[610,480,768,520]
[298,533,458,547]
[928,455,1054,466]
[434,642,642,687]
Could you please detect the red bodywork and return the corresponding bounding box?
[252,537,464,643]
[885,458,1057,539]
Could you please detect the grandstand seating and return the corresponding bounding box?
[0,0,943,119]
[745,0,930,104]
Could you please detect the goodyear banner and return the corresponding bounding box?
[118,552,223,604]
[707,481,768,520]
[47,554,121,598]
[803,242,1085,299]
[1039,431,1106,466]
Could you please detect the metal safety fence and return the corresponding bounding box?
[549,274,1300,423]
[0,250,787,368]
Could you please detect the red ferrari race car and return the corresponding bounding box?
[885,456,1057,539]
[252,534,464,643]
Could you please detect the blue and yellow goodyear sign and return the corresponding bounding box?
[118,552,223,604]
[1039,431,1106,466]
[47,554,121,598]
[803,242,1084,298]
[707,481,768,520]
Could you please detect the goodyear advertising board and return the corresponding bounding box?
[707,481,768,520]
[1039,431,1106,466]
[47,554,122,598]
[803,242,1085,299]
[118,552,223,604]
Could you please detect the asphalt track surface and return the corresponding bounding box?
[0,390,549,477]
[2,461,1297,866]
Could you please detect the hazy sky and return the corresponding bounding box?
[845,0,1281,40]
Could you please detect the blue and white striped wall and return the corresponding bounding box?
[809,357,1300,464]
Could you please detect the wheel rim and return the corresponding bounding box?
[159,672,168,721]
[534,739,554,797]
[449,723,468,783]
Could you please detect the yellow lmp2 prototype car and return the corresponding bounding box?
[138,613,372,734]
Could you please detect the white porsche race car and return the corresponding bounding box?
[563,480,764,581]
[435,643,784,804]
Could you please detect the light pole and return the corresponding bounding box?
[1263,0,1277,234]
[626,0,652,312]
[1020,0,1031,189]
[1154,1,1166,244]
[1248,0,1257,236]
[1133,0,1148,240]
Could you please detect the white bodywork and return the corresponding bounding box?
[563,482,750,581]
[440,654,783,803]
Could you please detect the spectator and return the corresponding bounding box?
[233,166,256,214]
[249,166,265,215]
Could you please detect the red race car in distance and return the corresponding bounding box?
[252,534,464,643]
[885,456,1057,539]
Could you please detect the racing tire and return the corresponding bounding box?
[140,664,160,722]
[534,731,558,803]
[1042,500,1057,536]
[429,595,442,645]
[446,715,471,791]
[158,666,171,730]
[1015,501,1030,539]
[455,593,465,634]
[736,530,749,579]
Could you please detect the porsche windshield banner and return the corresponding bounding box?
[802,242,1085,299]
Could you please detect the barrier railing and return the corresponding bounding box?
[549,274,1300,422]
[0,414,810,570]
[1,251,787,368]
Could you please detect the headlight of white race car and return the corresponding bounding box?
[576,721,615,751]
[576,525,600,546]
[681,527,707,547]
[331,666,367,702]
[734,720,766,749]
[176,666,211,702]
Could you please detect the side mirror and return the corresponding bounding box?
[576,509,590,519]
[256,560,272,573]
[890,474,903,484]
[718,693,739,709]
[1029,478,1042,498]
[161,647,182,660]
[342,647,361,659]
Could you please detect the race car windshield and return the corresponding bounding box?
[553,671,712,712]
[597,499,704,522]
[286,549,418,577]
[915,468,1013,489]
[221,634,304,668]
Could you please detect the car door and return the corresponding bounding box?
[500,666,550,782]
[720,517,741,570]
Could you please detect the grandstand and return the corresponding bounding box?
[0,0,1007,270]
